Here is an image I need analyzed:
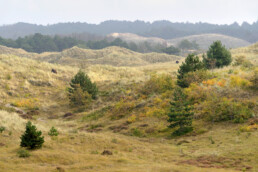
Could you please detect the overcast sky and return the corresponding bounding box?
[0,0,257,26]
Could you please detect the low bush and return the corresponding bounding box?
[180,69,215,88]
[199,97,253,123]
[233,56,254,69]
[12,98,39,110]
[249,69,258,90]
[230,76,252,89]
[141,74,175,95]
[17,149,31,158]
[111,100,135,120]
[0,126,5,133]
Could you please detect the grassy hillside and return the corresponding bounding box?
[0,43,257,171]
[168,34,251,50]
[0,45,181,67]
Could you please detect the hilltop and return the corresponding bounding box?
[0,45,182,67]
[0,43,257,171]
[168,33,250,50]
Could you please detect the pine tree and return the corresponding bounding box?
[204,41,232,68]
[167,88,194,136]
[68,70,98,100]
[177,54,205,88]
[20,121,44,149]
[48,126,59,136]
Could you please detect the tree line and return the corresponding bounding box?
[0,33,195,54]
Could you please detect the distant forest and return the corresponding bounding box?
[0,33,187,54]
[0,20,258,42]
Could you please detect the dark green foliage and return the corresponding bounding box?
[168,88,193,136]
[0,126,5,133]
[48,127,59,136]
[161,45,180,55]
[20,121,44,149]
[177,54,205,88]
[69,70,98,100]
[204,41,232,68]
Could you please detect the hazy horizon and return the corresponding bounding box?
[0,0,257,26]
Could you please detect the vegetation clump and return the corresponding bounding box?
[177,54,205,88]
[48,126,59,136]
[17,149,31,158]
[68,70,98,107]
[204,41,232,68]
[0,126,5,133]
[142,74,174,95]
[20,121,44,149]
[199,97,253,123]
[167,88,194,136]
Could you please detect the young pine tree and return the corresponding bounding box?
[48,126,59,136]
[177,54,205,88]
[167,88,194,136]
[69,70,98,100]
[20,121,44,149]
[204,41,232,68]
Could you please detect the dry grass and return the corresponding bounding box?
[0,44,257,171]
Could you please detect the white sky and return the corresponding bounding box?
[0,0,257,25]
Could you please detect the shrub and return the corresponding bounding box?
[185,83,212,104]
[167,88,194,136]
[233,56,254,69]
[204,41,232,68]
[199,98,253,123]
[20,121,44,149]
[0,126,5,133]
[111,100,135,119]
[141,74,174,95]
[127,114,136,123]
[180,69,215,87]
[177,54,205,88]
[233,56,246,66]
[68,70,98,105]
[17,149,31,158]
[12,98,39,110]
[249,69,258,90]
[230,76,252,89]
[48,126,59,136]
[68,84,92,108]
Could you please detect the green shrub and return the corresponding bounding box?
[199,98,253,123]
[17,149,31,158]
[48,127,59,136]
[0,126,5,133]
[20,121,44,149]
[177,54,205,88]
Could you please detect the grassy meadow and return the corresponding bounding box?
[0,44,257,172]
